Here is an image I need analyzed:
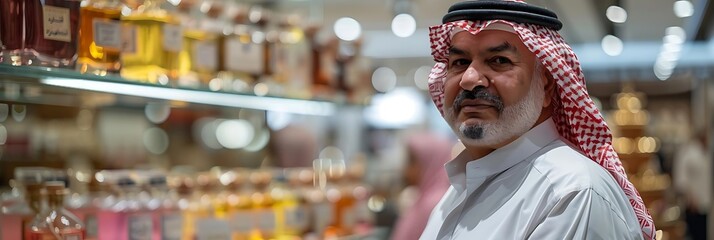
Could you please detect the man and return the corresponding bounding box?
[420,0,655,239]
[673,132,710,240]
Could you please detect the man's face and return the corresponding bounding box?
[442,30,547,148]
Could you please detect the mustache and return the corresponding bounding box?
[453,88,504,113]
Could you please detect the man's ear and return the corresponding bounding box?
[542,66,556,108]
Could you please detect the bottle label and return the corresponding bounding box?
[93,19,122,50]
[42,6,71,42]
[63,233,83,240]
[121,25,137,54]
[342,205,356,229]
[286,206,309,230]
[162,213,183,240]
[314,202,333,232]
[195,218,231,240]
[128,214,153,240]
[162,24,183,52]
[84,213,98,238]
[28,232,58,240]
[230,210,253,232]
[257,209,275,231]
[225,38,264,74]
[193,40,218,71]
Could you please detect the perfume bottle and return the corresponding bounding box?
[3,167,51,240]
[23,0,81,68]
[145,172,181,240]
[0,0,24,65]
[43,181,85,239]
[23,183,49,240]
[223,169,252,240]
[248,170,275,240]
[270,170,301,239]
[221,5,266,93]
[80,173,116,240]
[120,0,182,84]
[176,0,220,88]
[77,0,123,74]
[273,15,311,99]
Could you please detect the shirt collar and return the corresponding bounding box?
[444,118,560,192]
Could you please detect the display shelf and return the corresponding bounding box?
[0,64,336,116]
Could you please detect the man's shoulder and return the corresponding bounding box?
[528,139,622,196]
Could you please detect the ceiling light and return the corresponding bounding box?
[673,0,694,18]
[665,26,686,42]
[334,17,361,41]
[391,13,416,38]
[413,66,431,90]
[601,35,623,56]
[371,67,397,92]
[606,6,627,23]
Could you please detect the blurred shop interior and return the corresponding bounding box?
[0,0,713,239]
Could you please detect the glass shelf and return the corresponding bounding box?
[0,64,336,116]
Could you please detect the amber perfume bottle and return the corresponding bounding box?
[23,0,81,68]
[120,0,182,84]
[77,0,123,74]
[0,0,24,65]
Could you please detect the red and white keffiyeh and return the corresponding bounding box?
[427,8,655,240]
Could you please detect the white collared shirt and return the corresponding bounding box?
[420,119,643,240]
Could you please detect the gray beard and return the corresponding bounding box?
[445,66,546,146]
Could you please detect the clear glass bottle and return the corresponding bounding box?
[77,0,124,74]
[221,5,266,93]
[175,176,195,240]
[0,0,24,65]
[42,181,85,239]
[100,174,153,240]
[66,172,114,240]
[273,15,311,99]
[224,169,252,240]
[145,172,181,240]
[271,170,301,239]
[2,168,46,240]
[120,0,182,84]
[248,170,275,240]
[176,0,220,88]
[23,0,81,68]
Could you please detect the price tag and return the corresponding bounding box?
[42,6,71,42]
[257,209,275,231]
[84,213,98,238]
[128,214,153,240]
[93,19,122,50]
[162,213,183,240]
[193,40,218,70]
[63,234,82,240]
[231,210,254,232]
[225,38,264,74]
[286,206,309,230]
[195,218,231,240]
[121,25,136,54]
[162,24,183,52]
[314,203,333,232]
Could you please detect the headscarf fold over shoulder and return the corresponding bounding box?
[427,2,655,239]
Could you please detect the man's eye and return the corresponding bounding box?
[450,59,470,68]
[490,56,512,65]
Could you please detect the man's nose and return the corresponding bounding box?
[460,65,489,90]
